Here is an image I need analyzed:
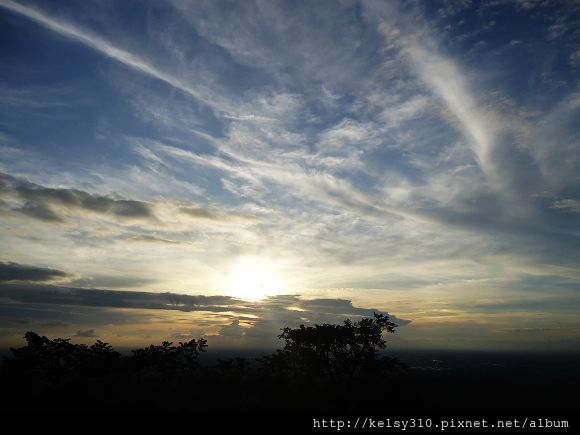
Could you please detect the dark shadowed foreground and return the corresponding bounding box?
[0,315,577,431]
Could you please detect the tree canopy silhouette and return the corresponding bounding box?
[1,315,405,415]
[0,314,575,420]
[261,313,402,380]
[4,331,122,382]
[131,339,208,377]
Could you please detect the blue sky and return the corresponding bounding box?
[1,0,579,351]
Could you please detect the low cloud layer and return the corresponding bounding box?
[0,282,410,348]
[74,328,97,338]
[0,283,238,312]
[0,261,68,283]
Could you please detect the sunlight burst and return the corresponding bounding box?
[227,257,285,301]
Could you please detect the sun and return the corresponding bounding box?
[227,257,285,301]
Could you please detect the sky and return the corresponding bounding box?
[1,0,579,352]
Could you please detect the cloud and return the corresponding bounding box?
[0,84,74,110]
[16,202,64,223]
[217,319,246,338]
[437,0,473,18]
[0,0,230,115]
[0,0,579,352]
[41,321,69,327]
[400,39,503,190]
[0,283,237,313]
[469,296,580,313]
[497,327,577,334]
[127,234,182,245]
[203,294,411,348]
[74,328,97,338]
[180,207,216,219]
[180,206,258,222]
[0,282,410,348]
[67,276,156,290]
[550,199,580,213]
[0,172,155,223]
[0,171,260,234]
[297,297,410,325]
[173,0,381,94]
[0,262,68,283]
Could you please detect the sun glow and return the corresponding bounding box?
[227,257,286,301]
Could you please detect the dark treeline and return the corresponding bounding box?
[1,314,406,415]
[0,314,578,428]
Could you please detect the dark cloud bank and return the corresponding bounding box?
[0,261,69,283]
[0,261,410,346]
[0,282,409,323]
[0,276,410,347]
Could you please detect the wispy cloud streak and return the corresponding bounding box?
[0,0,227,114]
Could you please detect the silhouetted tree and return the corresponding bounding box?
[2,332,122,384]
[2,318,405,414]
[268,313,399,380]
[131,338,207,380]
[1,318,577,419]
[215,357,251,383]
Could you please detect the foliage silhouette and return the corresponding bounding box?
[131,339,207,377]
[272,313,401,379]
[0,314,576,422]
[0,314,405,413]
[4,331,122,383]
